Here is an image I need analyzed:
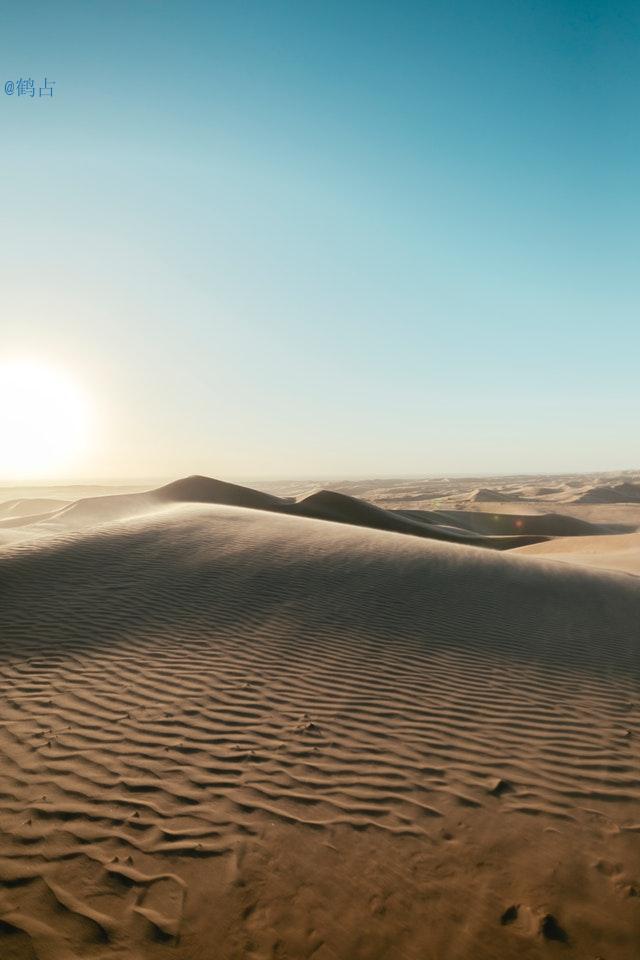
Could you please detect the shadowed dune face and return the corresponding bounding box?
[469,487,523,502]
[155,475,287,509]
[402,508,629,538]
[574,482,640,504]
[0,503,639,959]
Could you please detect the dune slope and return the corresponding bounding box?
[515,531,640,576]
[574,482,640,504]
[0,503,638,959]
[0,475,552,550]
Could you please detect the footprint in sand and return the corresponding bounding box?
[500,904,568,942]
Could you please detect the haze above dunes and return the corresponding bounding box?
[0,470,638,959]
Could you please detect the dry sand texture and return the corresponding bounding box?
[0,474,638,959]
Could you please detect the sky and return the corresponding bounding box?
[1,1,639,481]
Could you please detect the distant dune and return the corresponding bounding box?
[415,508,627,538]
[573,481,640,504]
[469,487,523,502]
[0,480,638,958]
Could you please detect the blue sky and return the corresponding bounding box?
[1,1,638,479]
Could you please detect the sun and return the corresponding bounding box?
[0,358,92,480]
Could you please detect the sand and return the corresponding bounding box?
[515,532,640,576]
[0,474,638,959]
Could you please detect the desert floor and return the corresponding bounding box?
[0,471,638,959]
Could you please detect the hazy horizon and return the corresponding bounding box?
[1,464,639,497]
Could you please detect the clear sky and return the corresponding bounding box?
[1,1,638,481]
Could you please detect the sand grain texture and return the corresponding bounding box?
[0,483,638,959]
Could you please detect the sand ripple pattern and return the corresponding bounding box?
[0,505,638,959]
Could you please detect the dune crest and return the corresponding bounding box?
[469,487,522,502]
[0,475,582,551]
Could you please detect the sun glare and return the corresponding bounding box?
[0,358,92,480]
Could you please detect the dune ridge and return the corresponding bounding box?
[0,475,603,551]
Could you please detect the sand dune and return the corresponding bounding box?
[469,487,523,502]
[294,470,640,513]
[516,531,640,576]
[0,493,638,959]
[156,475,287,510]
[411,509,628,538]
[291,489,542,547]
[0,498,69,519]
[0,476,550,550]
[574,482,640,504]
